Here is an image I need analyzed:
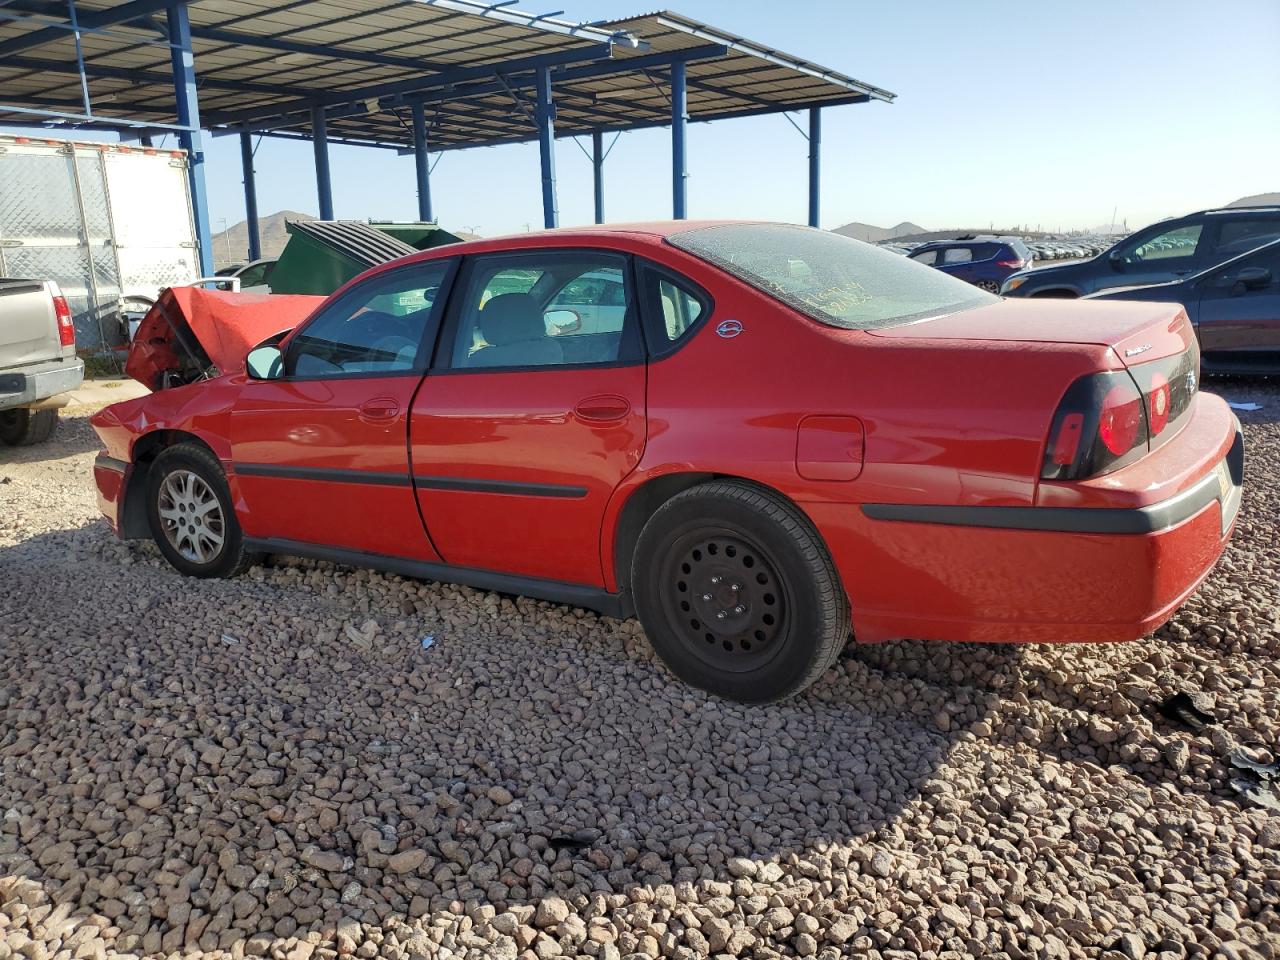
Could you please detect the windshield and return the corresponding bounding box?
[667,223,998,330]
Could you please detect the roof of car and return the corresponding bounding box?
[1198,206,1280,216]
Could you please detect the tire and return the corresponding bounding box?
[631,480,850,703]
[0,408,57,446]
[145,443,257,578]
[977,280,1000,294]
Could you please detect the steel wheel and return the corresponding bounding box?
[659,525,791,674]
[156,468,225,564]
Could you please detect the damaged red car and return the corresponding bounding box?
[92,223,1243,702]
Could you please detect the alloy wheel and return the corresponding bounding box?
[157,469,225,564]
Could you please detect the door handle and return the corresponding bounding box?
[574,395,631,423]
[358,398,400,422]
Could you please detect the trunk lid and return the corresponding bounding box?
[869,297,1192,365]
[126,286,324,390]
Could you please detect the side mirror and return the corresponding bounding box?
[245,345,284,379]
[544,308,581,336]
[1108,250,1127,272]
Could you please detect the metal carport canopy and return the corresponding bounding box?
[0,1,895,268]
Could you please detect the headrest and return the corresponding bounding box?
[479,293,544,346]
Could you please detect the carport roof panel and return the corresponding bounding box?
[0,1,895,149]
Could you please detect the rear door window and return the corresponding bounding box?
[1215,219,1280,257]
[942,247,974,264]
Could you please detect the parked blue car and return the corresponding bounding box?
[907,236,1033,293]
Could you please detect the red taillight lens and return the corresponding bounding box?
[54,295,75,347]
[1146,372,1171,435]
[1098,382,1143,455]
[996,259,1024,269]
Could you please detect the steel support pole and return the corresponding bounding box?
[239,132,261,261]
[671,59,688,220]
[167,4,213,276]
[807,107,822,228]
[312,105,333,220]
[535,67,558,229]
[410,102,433,221]
[592,130,604,224]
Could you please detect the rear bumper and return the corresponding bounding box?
[0,356,84,411]
[808,410,1243,645]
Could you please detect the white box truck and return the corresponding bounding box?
[0,134,203,354]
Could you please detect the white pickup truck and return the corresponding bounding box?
[0,278,85,446]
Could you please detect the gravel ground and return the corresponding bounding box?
[1,385,1279,960]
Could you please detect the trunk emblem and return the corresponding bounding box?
[1124,343,1153,357]
[716,319,743,339]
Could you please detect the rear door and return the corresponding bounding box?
[1195,243,1280,359]
[409,248,646,587]
[229,258,455,559]
[938,246,976,283]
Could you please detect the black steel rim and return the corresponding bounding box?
[658,524,790,674]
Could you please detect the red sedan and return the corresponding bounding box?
[92,222,1243,702]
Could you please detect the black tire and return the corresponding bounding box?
[0,408,57,446]
[145,443,257,578]
[631,480,850,703]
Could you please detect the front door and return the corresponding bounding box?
[410,249,646,587]
[230,259,455,560]
[1099,222,1207,292]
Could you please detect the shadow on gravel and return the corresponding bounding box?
[0,518,1017,955]
[0,410,105,467]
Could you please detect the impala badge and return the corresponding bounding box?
[716,319,744,339]
[1124,343,1153,357]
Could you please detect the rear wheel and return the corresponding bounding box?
[632,480,850,702]
[977,280,1000,294]
[0,408,57,446]
[146,444,257,578]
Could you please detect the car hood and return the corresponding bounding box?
[868,297,1190,362]
[126,286,324,390]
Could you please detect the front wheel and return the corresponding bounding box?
[977,280,1001,293]
[631,481,850,702]
[146,444,257,578]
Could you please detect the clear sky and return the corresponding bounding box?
[26,1,1280,241]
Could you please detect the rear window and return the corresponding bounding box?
[667,223,997,330]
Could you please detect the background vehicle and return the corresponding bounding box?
[92,223,1239,703]
[1089,237,1280,374]
[0,135,202,353]
[1003,207,1280,298]
[214,258,278,294]
[908,236,1031,292]
[0,278,84,445]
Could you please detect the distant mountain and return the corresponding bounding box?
[210,210,315,269]
[1227,193,1280,208]
[832,220,926,243]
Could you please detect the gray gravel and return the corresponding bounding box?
[1,389,1279,960]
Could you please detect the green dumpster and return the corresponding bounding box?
[267,220,461,296]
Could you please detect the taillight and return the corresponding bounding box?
[996,259,1024,269]
[53,294,75,348]
[1146,372,1171,435]
[1042,371,1149,480]
[1098,382,1143,455]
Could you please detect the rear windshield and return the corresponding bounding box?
[667,223,998,330]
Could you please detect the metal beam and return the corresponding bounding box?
[188,24,451,72]
[535,67,557,230]
[0,0,189,56]
[218,43,729,136]
[2,53,317,98]
[671,59,687,220]
[312,106,333,220]
[591,130,604,225]
[240,132,260,261]
[808,107,821,229]
[225,42,616,130]
[411,102,433,222]
[167,3,212,277]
